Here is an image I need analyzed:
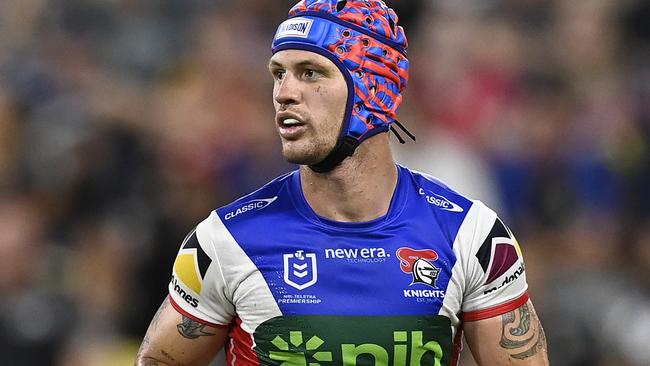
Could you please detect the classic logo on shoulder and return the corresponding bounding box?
[418,188,463,212]
[397,247,445,299]
[284,250,318,290]
[275,18,314,39]
[224,196,277,220]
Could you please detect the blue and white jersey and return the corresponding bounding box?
[169,165,528,366]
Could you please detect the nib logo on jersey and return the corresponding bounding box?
[476,218,526,295]
[268,331,332,365]
[171,230,211,308]
[397,247,445,299]
[266,330,443,366]
[254,316,450,366]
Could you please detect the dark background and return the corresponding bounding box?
[1,0,649,365]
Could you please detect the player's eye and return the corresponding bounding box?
[275,70,285,80]
[303,69,320,79]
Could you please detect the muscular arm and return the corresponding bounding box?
[135,296,229,366]
[464,299,549,366]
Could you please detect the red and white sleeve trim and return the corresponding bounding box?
[169,295,229,328]
[462,291,529,322]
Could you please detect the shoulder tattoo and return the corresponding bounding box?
[176,315,216,339]
[499,302,548,360]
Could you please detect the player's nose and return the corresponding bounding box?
[274,73,301,106]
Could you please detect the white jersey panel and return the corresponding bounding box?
[460,201,528,318]
[438,202,480,325]
[169,211,281,329]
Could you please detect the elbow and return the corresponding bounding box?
[134,355,171,366]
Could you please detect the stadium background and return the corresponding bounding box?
[0,0,649,365]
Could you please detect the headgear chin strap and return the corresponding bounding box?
[272,0,411,173]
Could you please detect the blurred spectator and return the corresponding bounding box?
[0,196,72,365]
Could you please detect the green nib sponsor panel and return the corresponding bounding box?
[254,315,452,366]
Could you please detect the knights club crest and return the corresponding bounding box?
[397,247,441,288]
[283,250,318,290]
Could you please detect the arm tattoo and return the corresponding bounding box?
[499,302,547,360]
[151,296,170,329]
[176,315,216,339]
[161,350,186,366]
[136,297,172,362]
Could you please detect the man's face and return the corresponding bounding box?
[268,50,348,165]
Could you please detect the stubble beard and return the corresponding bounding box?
[278,111,345,166]
[281,135,336,165]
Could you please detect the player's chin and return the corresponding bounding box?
[281,142,328,166]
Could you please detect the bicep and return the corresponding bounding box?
[464,299,549,366]
[136,296,229,366]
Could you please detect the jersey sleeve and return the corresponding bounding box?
[168,214,235,327]
[460,201,529,322]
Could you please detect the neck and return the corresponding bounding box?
[300,133,398,222]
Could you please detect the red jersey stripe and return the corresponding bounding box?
[462,291,529,322]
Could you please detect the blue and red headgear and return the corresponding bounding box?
[272,0,412,172]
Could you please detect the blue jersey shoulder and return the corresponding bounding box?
[215,170,296,223]
[403,167,475,214]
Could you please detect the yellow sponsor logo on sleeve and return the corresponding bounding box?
[174,253,202,294]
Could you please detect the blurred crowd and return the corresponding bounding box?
[0,0,648,365]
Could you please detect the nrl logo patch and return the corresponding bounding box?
[284,250,318,290]
[275,18,314,39]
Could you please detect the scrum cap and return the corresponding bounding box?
[272,0,411,172]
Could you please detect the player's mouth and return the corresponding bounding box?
[277,113,307,139]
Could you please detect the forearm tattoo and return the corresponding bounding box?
[160,349,186,366]
[136,297,172,361]
[150,297,170,330]
[499,303,547,360]
[176,315,216,339]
